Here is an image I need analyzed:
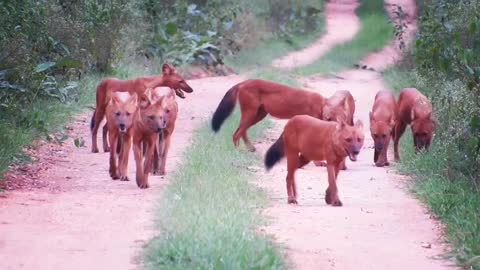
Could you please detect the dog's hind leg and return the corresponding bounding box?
[102,123,110,152]
[232,109,257,151]
[394,121,407,162]
[242,107,268,152]
[91,106,106,153]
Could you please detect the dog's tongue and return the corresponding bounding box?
[175,89,185,99]
[348,152,357,162]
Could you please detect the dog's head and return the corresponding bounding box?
[323,97,350,124]
[369,112,395,152]
[411,109,436,151]
[160,64,193,99]
[335,120,365,161]
[107,92,138,134]
[138,90,172,133]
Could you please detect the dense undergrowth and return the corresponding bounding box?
[384,1,480,267]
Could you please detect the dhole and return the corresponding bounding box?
[132,90,173,189]
[90,64,193,153]
[369,90,396,167]
[150,87,179,176]
[314,90,356,169]
[211,79,326,152]
[394,88,436,161]
[265,115,364,206]
[105,92,138,181]
[323,90,355,124]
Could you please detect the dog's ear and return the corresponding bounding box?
[128,93,138,105]
[389,118,396,128]
[411,109,416,121]
[369,111,375,122]
[162,63,175,75]
[354,119,364,130]
[139,89,152,109]
[343,96,350,112]
[336,120,347,131]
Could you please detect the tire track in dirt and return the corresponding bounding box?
[0,76,245,270]
[272,0,360,69]
[254,0,460,269]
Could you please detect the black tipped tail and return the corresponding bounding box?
[211,84,240,132]
[264,134,285,170]
[90,110,96,132]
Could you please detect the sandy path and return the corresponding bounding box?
[272,0,360,69]
[0,76,243,269]
[255,0,459,269]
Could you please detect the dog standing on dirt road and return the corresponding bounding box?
[369,90,396,167]
[265,115,364,206]
[150,87,179,176]
[90,64,193,153]
[105,92,138,181]
[211,79,326,152]
[314,90,356,170]
[394,88,436,161]
[132,90,173,189]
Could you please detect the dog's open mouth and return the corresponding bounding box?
[174,89,185,99]
[347,150,358,162]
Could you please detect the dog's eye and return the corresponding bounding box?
[373,134,378,139]
[382,134,387,138]
[357,138,362,142]
[166,109,170,114]
[345,138,352,143]
[148,115,155,120]
[126,112,131,116]
[115,112,121,116]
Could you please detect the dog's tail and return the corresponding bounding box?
[211,83,241,132]
[265,134,285,171]
[90,109,96,133]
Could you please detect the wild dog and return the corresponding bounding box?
[132,90,172,189]
[394,88,436,161]
[105,92,138,181]
[150,87,178,176]
[323,90,355,124]
[314,90,355,170]
[265,115,364,206]
[90,64,193,153]
[211,79,326,152]
[369,90,396,167]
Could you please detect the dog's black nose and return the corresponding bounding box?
[119,124,126,130]
[352,150,360,155]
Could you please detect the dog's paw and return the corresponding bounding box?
[120,176,130,181]
[332,199,343,207]
[287,197,298,204]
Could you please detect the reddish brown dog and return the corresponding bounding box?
[314,90,356,169]
[132,90,172,189]
[150,87,179,176]
[394,88,436,161]
[105,92,138,181]
[90,64,193,153]
[323,90,355,125]
[265,115,364,206]
[211,79,326,152]
[369,90,396,167]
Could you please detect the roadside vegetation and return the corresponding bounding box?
[384,1,480,267]
[295,0,393,76]
[143,108,285,269]
[0,0,325,179]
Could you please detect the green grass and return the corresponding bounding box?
[143,112,285,270]
[295,0,394,76]
[384,67,480,270]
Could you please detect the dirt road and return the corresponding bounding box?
[0,0,456,269]
[255,0,458,269]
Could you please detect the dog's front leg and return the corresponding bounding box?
[133,138,147,188]
[325,163,342,207]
